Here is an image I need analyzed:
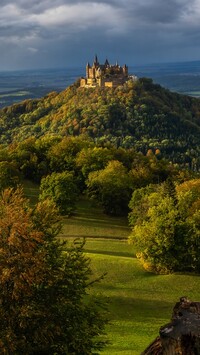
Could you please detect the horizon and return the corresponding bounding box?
[1,58,200,74]
[1,58,200,110]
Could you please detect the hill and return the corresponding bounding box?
[1,78,200,167]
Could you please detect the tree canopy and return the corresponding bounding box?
[128,179,200,274]
[87,160,132,215]
[39,171,79,215]
[1,79,200,168]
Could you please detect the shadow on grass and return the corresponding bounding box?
[95,294,173,322]
[65,216,130,229]
[84,248,136,258]
[61,234,128,240]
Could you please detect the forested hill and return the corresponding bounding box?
[1,77,200,166]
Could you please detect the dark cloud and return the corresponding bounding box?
[0,0,200,70]
[130,0,190,24]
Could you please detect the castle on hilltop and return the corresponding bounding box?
[80,55,133,88]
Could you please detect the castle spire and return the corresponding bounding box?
[93,54,99,66]
[105,58,109,66]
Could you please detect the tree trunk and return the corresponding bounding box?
[142,297,200,354]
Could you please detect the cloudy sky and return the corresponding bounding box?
[1,0,200,70]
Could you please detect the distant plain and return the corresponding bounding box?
[1,60,200,108]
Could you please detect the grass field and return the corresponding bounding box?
[59,196,200,354]
[24,182,200,354]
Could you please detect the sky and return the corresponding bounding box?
[1,0,200,70]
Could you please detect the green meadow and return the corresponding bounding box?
[24,184,200,354]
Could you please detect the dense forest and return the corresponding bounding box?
[1,77,200,168]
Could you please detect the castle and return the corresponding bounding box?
[80,55,130,88]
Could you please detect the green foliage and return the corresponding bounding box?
[39,171,79,215]
[48,135,92,173]
[87,160,132,215]
[76,146,114,178]
[129,152,174,189]
[1,80,200,168]
[0,132,177,215]
[129,179,200,274]
[0,161,20,190]
[0,188,108,354]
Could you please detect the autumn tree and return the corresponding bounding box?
[0,188,107,354]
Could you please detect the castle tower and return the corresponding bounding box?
[86,62,90,79]
[123,64,128,76]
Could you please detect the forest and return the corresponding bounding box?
[1,78,200,353]
[1,77,200,168]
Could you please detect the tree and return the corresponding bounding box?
[39,171,79,215]
[48,136,91,173]
[76,147,114,179]
[87,160,131,215]
[0,161,20,190]
[0,188,108,354]
[129,179,200,274]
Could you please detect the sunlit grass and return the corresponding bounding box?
[61,196,130,239]
[23,180,39,205]
[88,252,200,354]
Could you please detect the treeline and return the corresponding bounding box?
[4,133,200,275]
[1,78,200,168]
[0,134,186,216]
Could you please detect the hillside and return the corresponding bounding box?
[1,78,200,167]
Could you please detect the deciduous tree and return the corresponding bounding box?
[39,171,79,215]
[0,188,108,354]
[87,160,131,215]
[0,161,20,190]
[129,179,200,273]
